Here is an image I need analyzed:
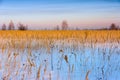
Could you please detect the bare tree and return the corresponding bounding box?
[109,23,118,30]
[2,24,6,30]
[8,20,15,30]
[18,23,28,30]
[61,20,68,30]
[54,25,59,30]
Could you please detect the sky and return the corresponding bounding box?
[0,0,120,29]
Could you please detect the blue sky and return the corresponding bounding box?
[0,0,120,29]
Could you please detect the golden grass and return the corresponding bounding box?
[0,30,119,39]
[0,30,119,79]
[0,30,119,49]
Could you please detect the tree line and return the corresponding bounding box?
[1,20,28,30]
[105,23,120,30]
[55,22,120,30]
[1,20,120,30]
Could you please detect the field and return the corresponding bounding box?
[0,30,120,80]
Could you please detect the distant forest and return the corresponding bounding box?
[0,20,120,30]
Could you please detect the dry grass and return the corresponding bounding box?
[0,30,119,80]
[0,30,119,49]
[0,30,119,39]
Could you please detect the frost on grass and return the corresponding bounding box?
[0,31,120,80]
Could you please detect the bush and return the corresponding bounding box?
[18,23,28,30]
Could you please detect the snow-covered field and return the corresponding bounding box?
[0,31,120,80]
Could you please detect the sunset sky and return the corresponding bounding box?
[0,0,120,29]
